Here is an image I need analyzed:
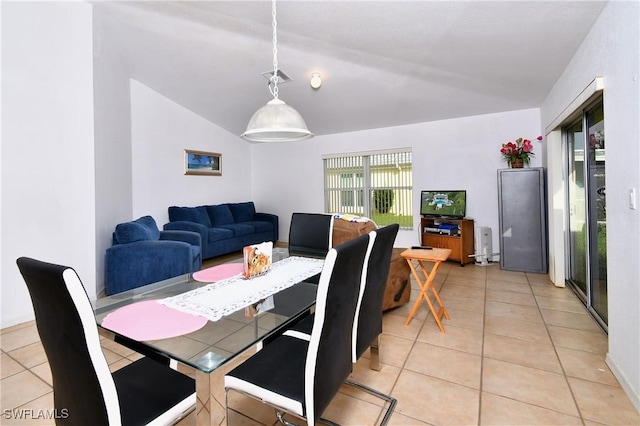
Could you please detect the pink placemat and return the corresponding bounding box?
[101,300,208,341]
[192,263,243,282]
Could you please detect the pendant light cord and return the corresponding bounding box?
[270,0,279,100]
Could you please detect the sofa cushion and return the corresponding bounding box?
[169,206,212,228]
[207,227,234,243]
[114,216,160,244]
[219,223,255,237]
[243,221,274,233]
[206,204,235,226]
[227,202,256,223]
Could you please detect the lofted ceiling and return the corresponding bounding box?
[91,1,607,138]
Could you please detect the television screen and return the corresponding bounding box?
[420,190,467,218]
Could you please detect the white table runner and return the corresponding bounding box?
[160,256,323,322]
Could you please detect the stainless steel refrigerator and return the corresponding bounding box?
[497,168,548,273]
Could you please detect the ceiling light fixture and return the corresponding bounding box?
[310,72,322,89]
[241,0,313,143]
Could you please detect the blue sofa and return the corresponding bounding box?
[163,201,278,260]
[105,216,202,295]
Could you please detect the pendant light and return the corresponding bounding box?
[241,0,313,142]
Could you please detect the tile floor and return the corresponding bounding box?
[2,259,639,425]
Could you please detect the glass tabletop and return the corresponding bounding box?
[93,251,318,373]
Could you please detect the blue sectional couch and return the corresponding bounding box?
[105,216,202,295]
[163,201,278,260]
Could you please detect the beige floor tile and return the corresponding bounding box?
[485,300,544,323]
[405,342,481,389]
[108,357,133,372]
[540,309,603,333]
[7,341,48,369]
[1,325,41,353]
[424,306,484,332]
[483,333,563,373]
[486,268,528,284]
[393,369,479,425]
[151,335,211,360]
[480,391,583,425]
[440,294,485,314]
[101,347,124,365]
[486,279,532,294]
[226,390,279,425]
[387,410,431,425]
[382,312,424,341]
[525,272,554,286]
[486,288,537,306]
[568,377,640,425]
[439,284,485,301]
[0,370,51,412]
[446,264,486,279]
[531,284,577,300]
[0,320,35,335]
[376,333,414,368]
[482,358,578,416]
[99,338,137,357]
[556,347,619,386]
[443,274,486,288]
[126,350,145,362]
[322,392,383,425]
[547,325,608,355]
[30,362,53,386]
[342,360,401,406]
[484,314,550,342]
[417,323,483,355]
[4,392,56,426]
[386,299,430,323]
[1,353,25,379]
[535,294,587,313]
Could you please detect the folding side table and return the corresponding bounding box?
[401,247,452,332]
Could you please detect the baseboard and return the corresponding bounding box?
[606,353,640,413]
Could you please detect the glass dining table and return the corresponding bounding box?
[93,250,320,425]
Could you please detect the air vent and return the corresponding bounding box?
[261,69,292,84]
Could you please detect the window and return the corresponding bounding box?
[323,149,413,229]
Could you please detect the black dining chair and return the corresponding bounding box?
[224,233,372,426]
[282,224,400,424]
[16,257,196,426]
[288,212,335,258]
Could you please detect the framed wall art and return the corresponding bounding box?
[184,149,222,176]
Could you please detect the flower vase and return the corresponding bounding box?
[510,159,524,169]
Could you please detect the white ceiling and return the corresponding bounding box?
[92,1,607,138]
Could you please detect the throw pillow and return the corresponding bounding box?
[206,204,235,226]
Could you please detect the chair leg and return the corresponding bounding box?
[370,334,381,371]
[344,379,397,426]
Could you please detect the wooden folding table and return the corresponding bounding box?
[401,247,451,332]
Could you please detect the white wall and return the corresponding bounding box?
[130,81,253,225]
[93,9,134,296]
[1,2,96,327]
[541,0,640,410]
[251,108,542,252]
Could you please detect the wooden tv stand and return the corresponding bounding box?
[420,217,474,266]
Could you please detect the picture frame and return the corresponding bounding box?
[184,149,222,176]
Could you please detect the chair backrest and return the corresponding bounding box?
[288,212,334,257]
[353,224,399,360]
[16,257,120,425]
[305,232,374,424]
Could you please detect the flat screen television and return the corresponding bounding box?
[420,190,467,219]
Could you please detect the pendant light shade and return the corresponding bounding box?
[241,0,313,143]
[241,99,313,142]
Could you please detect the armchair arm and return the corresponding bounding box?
[105,240,193,295]
[160,230,201,247]
[163,221,208,250]
[254,212,279,241]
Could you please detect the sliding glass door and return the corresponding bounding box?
[565,100,607,328]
